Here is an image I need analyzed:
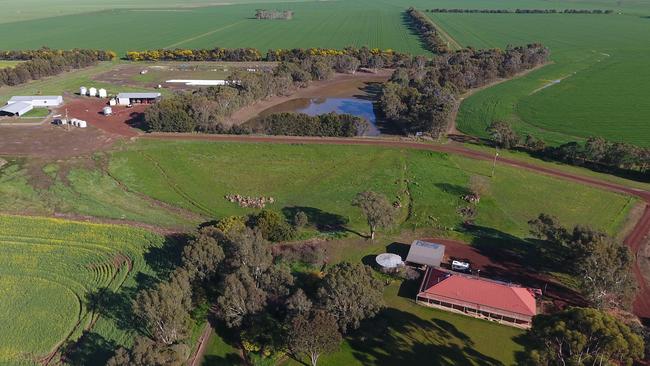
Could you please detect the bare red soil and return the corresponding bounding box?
[64,97,145,138]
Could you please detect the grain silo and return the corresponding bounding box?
[98,88,107,98]
[80,86,87,96]
[103,106,113,116]
[88,87,97,97]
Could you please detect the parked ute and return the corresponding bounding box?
[451,260,471,272]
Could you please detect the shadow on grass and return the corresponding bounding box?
[69,233,192,363]
[63,331,117,366]
[282,206,348,232]
[347,307,505,365]
[201,318,245,366]
[463,225,587,307]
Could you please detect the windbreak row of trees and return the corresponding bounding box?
[378,44,549,137]
[426,8,614,14]
[487,122,650,176]
[0,48,116,87]
[405,7,450,54]
[258,112,369,137]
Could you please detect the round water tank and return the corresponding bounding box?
[109,98,116,106]
[103,106,112,116]
[88,87,97,97]
[80,86,87,96]
[375,253,403,271]
[98,88,107,98]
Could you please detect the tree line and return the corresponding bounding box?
[125,46,406,65]
[487,121,650,177]
[258,112,369,137]
[0,48,116,87]
[425,8,614,14]
[378,44,549,137]
[405,7,450,54]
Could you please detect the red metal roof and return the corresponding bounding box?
[421,269,537,317]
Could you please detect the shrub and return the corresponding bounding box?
[294,211,309,228]
[249,210,296,242]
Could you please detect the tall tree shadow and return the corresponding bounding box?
[463,225,587,307]
[281,206,365,236]
[63,331,118,366]
[346,307,505,365]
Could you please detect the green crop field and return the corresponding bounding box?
[0,0,428,56]
[431,7,650,146]
[0,215,165,365]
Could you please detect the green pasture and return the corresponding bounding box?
[0,214,165,365]
[431,12,650,146]
[108,140,635,237]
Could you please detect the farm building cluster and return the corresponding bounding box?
[398,240,539,328]
[0,95,62,117]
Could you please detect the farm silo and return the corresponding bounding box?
[98,88,107,98]
[88,87,97,97]
[80,86,88,96]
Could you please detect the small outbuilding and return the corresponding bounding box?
[80,86,88,96]
[98,88,107,98]
[116,92,161,106]
[103,106,113,116]
[88,87,98,97]
[406,240,446,268]
[375,253,404,273]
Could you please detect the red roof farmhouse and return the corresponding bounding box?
[417,268,538,328]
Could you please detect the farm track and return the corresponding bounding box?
[142,133,650,319]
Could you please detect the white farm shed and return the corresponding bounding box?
[0,102,33,116]
[8,95,63,107]
[116,92,161,105]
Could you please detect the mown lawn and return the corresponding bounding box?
[0,215,167,365]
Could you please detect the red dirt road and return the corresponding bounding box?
[143,133,650,318]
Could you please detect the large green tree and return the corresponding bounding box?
[486,121,520,149]
[352,191,398,240]
[524,307,644,366]
[106,336,188,366]
[317,262,384,333]
[288,310,342,366]
[132,269,193,345]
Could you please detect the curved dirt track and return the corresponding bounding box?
[143,133,650,318]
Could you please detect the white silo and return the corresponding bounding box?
[80,86,88,96]
[103,106,113,116]
[98,88,107,98]
[88,87,97,97]
[109,98,117,106]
